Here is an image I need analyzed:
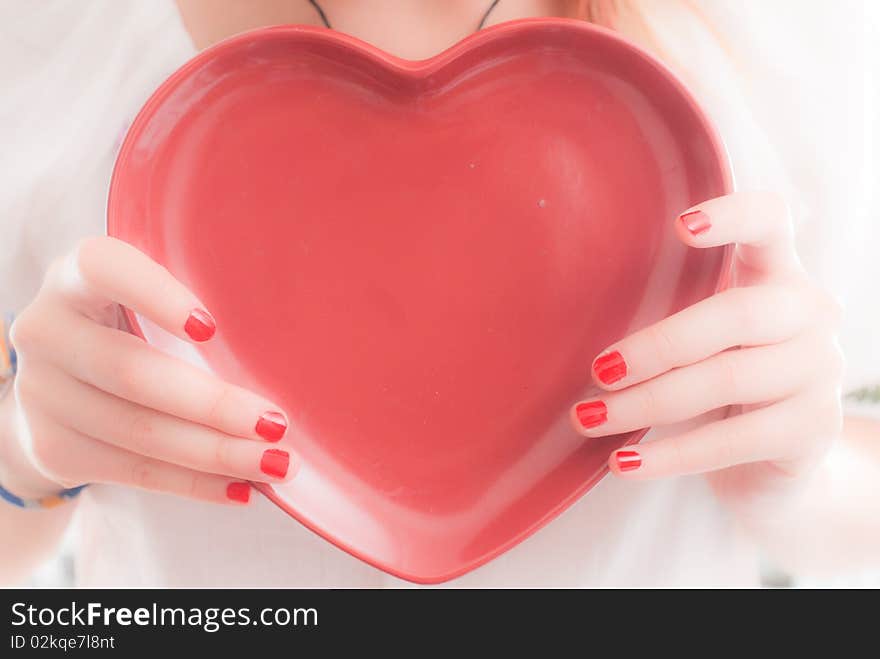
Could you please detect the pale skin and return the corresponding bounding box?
[1,0,878,584]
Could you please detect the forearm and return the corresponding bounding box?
[0,386,76,585]
[734,415,880,578]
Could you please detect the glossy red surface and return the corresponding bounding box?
[593,350,628,385]
[680,209,713,236]
[107,19,732,583]
[226,482,252,504]
[183,308,216,342]
[255,411,288,442]
[260,449,291,479]
[575,401,608,429]
[615,450,643,472]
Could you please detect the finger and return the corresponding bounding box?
[22,417,252,506]
[606,387,841,479]
[50,236,216,343]
[33,368,296,484]
[49,309,288,442]
[589,284,837,390]
[673,190,804,280]
[573,331,843,436]
[92,446,256,506]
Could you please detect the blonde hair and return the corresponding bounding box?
[571,1,668,58]
[575,0,622,27]
[573,1,734,66]
[569,0,739,97]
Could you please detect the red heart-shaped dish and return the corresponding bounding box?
[108,19,731,583]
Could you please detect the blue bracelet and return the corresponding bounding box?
[0,482,87,509]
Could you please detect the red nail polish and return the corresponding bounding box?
[679,210,711,236]
[260,449,290,479]
[255,411,287,442]
[184,308,215,342]
[594,350,627,385]
[575,401,607,429]
[615,450,642,472]
[226,482,250,503]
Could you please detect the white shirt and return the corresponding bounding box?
[1,0,876,587]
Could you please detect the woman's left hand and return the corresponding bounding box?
[570,191,844,511]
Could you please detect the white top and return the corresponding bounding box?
[1,0,877,587]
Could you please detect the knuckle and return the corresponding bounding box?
[8,309,40,353]
[715,351,745,401]
[213,439,234,472]
[646,323,678,370]
[635,384,661,424]
[204,385,235,430]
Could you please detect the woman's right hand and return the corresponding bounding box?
[1,237,295,506]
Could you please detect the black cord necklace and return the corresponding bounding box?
[307,0,502,33]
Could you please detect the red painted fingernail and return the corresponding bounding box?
[260,449,290,479]
[255,411,287,442]
[226,482,250,503]
[575,401,607,429]
[184,308,215,342]
[615,450,642,472]
[679,209,711,236]
[594,350,627,385]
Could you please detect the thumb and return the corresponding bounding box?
[673,190,805,283]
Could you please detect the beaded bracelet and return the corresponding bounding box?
[0,483,87,509]
[0,312,87,509]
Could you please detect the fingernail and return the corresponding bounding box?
[260,449,290,479]
[679,209,711,236]
[615,450,642,472]
[184,308,216,342]
[594,350,627,385]
[255,411,287,442]
[226,482,251,503]
[575,401,607,429]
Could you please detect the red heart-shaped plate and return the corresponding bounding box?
[108,19,732,583]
